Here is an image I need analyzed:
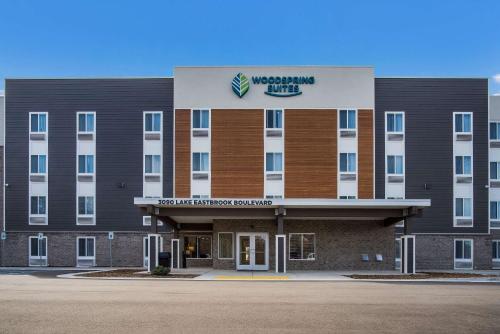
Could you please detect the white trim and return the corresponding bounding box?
[454,238,473,270]
[401,235,415,274]
[76,111,96,226]
[384,111,405,200]
[76,236,96,267]
[288,233,316,261]
[236,232,269,271]
[28,236,47,267]
[275,234,286,273]
[190,108,211,198]
[28,112,48,226]
[217,232,234,260]
[143,236,149,268]
[142,111,164,198]
[337,108,358,199]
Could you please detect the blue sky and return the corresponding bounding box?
[0,0,499,94]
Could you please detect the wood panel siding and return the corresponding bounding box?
[175,109,191,197]
[285,109,337,198]
[358,109,374,199]
[211,109,264,198]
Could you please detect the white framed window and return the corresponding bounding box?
[386,112,404,133]
[454,239,473,269]
[454,112,472,134]
[29,236,47,266]
[490,122,500,141]
[192,109,210,129]
[143,237,149,268]
[218,232,234,260]
[142,216,163,226]
[192,152,209,172]
[490,162,500,180]
[490,201,500,220]
[30,196,46,216]
[78,155,94,174]
[30,112,47,133]
[289,233,315,260]
[387,155,403,175]
[145,155,161,174]
[339,109,356,130]
[455,198,472,218]
[30,155,47,174]
[78,112,95,133]
[192,195,209,199]
[265,153,283,172]
[77,237,96,267]
[493,241,500,263]
[184,235,212,259]
[455,156,472,176]
[339,153,356,173]
[266,109,283,129]
[144,112,162,132]
[78,196,94,216]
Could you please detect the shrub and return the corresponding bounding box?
[152,265,170,276]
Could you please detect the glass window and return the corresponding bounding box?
[386,113,403,132]
[266,109,283,129]
[455,198,472,217]
[490,162,500,180]
[145,155,161,174]
[31,113,47,133]
[387,155,403,174]
[266,153,283,172]
[339,153,356,172]
[490,201,500,220]
[339,196,356,199]
[78,238,95,257]
[339,110,356,130]
[455,156,472,175]
[30,155,46,174]
[30,196,46,215]
[145,112,161,132]
[218,233,233,259]
[78,196,94,215]
[289,233,315,260]
[493,241,500,260]
[78,155,94,174]
[455,113,472,133]
[192,153,209,172]
[193,110,209,129]
[78,113,95,132]
[184,235,212,259]
[490,123,500,140]
[30,237,47,257]
[455,239,472,260]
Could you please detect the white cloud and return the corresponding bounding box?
[494,74,500,83]
[494,93,500,96]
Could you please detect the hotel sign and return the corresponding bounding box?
[232,73,315,98]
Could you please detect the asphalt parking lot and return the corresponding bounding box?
[0,274,499,334]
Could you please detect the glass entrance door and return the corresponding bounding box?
[236,233,269,270]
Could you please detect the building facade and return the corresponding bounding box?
[0,67,496,271]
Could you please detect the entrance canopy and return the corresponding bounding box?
[134,198,431,225]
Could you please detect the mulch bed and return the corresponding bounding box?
[78,269,199,279]
[347,272,498,280]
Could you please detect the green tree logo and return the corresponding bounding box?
[232,73,249,98]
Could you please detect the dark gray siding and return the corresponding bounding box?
[375,78,489,234]
[5,78,173,232]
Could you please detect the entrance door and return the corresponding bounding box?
[236,233,269,270]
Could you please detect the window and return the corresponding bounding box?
[30,155,46,174]
[145,112,161,132]
[78,112,95,133]
[192,153,209,172]
[339,109,356,129]
[78,155,94,174]
[77,237,95,258]
[493,241,500,260]
[29,237,47,258]
[455,156,472,175]
[218,233,233,259]
[145,155,161,174]
[266,109,283,129]
[192,109,209,129]
[192,195,209,199]
[455,198,472,217]
[490,201,500,220]
[265,195,283,199]
[455,239,472,260]
[454,113,471,133]
[387,155,403,174]
[339,153,356,173]
[339,195,356,199]
[78,196,94,215]
[30,196,46,215]
[490,162,500,180]
[490,122,500,140]
[289,233,315,260]
[266,153,283,172]
[395,239,401,269]
[184,235,212,259]
[143,237,149,268]
[30,113,47,133]
[386,112,403,133]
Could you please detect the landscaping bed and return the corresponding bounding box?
[78,269,199,279]
[347,272,498,280]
